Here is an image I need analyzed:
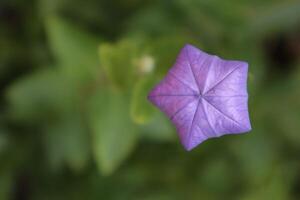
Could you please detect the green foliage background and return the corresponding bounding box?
[1,0,300,199]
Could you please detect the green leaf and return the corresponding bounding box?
[88,89,138,175]
[6,69,78,122]
[98,40,140,89]
[229,131,279,185]
[45,16,101,83]
[44,115,90,172]
[130,76,157,124]
[0,170,12,200]
[249,0,300,37]
[199,157,236,194]
[125,4,181,37]
[0,129,8,155]
[38,0,65,15]
[263,79,300,147]
[240,166,291,200]
[149,36,201,76]
[139,112,175,142]
[175,0,248,46]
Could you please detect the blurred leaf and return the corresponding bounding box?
[149,36,201,76]
[0,130,8,155]
[130,76,157,124]
[229,131,279,185]
[125,4,181,37]
[240,166,291,200]
[175,0,249,46]
[46,16,101,83]
[38,0,66,15]
[263,79,300,147]
[0,170,12,200]
[199,157,236,195]
[98,40,140,89]
[249,0,300,37]
[134,193,175,200]
[6,69,78,122]
[88,89,138,175]
[139,112,174,142]
[44,115,90,172]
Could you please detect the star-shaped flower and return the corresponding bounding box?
[148,44,251,151]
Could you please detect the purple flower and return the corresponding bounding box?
[148,44,251,151]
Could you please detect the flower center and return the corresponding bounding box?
[196,93,203,99]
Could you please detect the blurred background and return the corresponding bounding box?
[0,0,300,199]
